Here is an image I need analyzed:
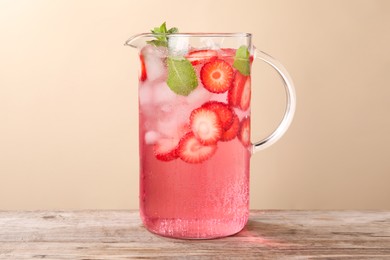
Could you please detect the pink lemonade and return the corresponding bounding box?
[138,44,252,239]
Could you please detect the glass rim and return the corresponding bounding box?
[125,33,252,48]
[136,32,252,38]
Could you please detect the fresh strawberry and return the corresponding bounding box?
[220,113,240,141]
[228,72,251,111]
[202,101,234,130]
[239,75,251,111]
[190,107,222,145]
[200,59,234,93]
[228,72,244,107]
[153,138,179,161]
[238,117,251,147]
[178,132,217,163]
[139,54,147,81]
[186,49,218,65]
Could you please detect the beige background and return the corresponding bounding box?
[1,0,389,210]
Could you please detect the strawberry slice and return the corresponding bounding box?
[200,59,234,93]
[153,138,179,161]
[228,72,251,111]
[202,101,234,130]
[238,117,251,147]
[186,50,218,65]
[221,113,240,141]
[139,54,147,81]
[239,75,251,111]
[228,72,245,107]
[178,132,217,163]
[190,107,222,145]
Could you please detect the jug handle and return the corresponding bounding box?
[252,48,296,154]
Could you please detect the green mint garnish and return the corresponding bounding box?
[147,22,178,47]
[147,22,197,96]
[233,45,251,76]
[167,57,198,96]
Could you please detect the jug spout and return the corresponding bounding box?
[125,33,149,49]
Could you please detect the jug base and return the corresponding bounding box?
[141,216,248,239]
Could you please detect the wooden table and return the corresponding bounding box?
[0,210,389,259]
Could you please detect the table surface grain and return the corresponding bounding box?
[0,210,389,259]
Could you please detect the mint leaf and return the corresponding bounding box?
[167,27,178,34]
[147,22,178,47]
[233,45,250,76]
[146,39,167,47]
[167,57,198,96]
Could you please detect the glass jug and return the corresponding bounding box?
[125,33,296,239]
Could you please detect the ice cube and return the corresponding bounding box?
[156,102,187,135]
[157,116,179,137]
[141,44,167,58]
[160,104,173,113]
[144,131,161,145]
[145,56,166,81]
[200,38,221,50]
[168,36,189,56]
[141,45,167,81]
[157,117,191,140]
[186,85,212,107]
[175,104,192,126]
[153,81,177,105]
[139,82,153,106]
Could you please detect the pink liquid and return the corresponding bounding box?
[140,135,250,239]
[138,46,251,239]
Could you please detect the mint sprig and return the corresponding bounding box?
[147,22,198,96]
[147,22,178,47]
[233,45,251,76]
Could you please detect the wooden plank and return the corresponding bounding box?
[0,210,389,259]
